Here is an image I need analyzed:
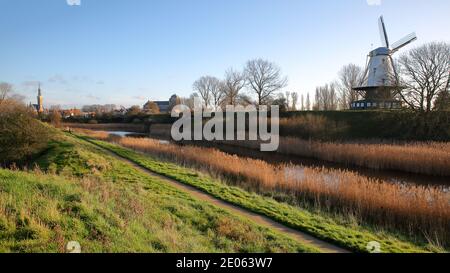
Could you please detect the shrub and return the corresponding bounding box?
[50,110,62,128]
[0,102,50,165]
[280,114,348,140]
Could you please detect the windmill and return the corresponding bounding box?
[351,16,417,110]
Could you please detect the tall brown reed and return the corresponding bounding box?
[216,137,450,176]
[279,138,450,176]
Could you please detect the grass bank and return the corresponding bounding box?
[0,133,317,253]
[280,111,450,141]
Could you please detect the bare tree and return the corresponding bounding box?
[82,104,117,113]
[49,106,62,128]
[435,72,450,110]
[168,94,181,112]
[0,82,12,106]
[193,76,223,109]
[272,93,289,112]
[193,76,211,108]
[338,64,365,109]
[143,101,160,114]
[434,80,450,111]
[291,92,298,111]
[181,93,200,110]
[306,93,311,111]
[211,82,225,110]
[244,59,288,105]
[236,94,255,106]
[223,69,246,105]
[285,91,291,110]
[314,83,338,111]
[397,42,450,113]
[300,94,304,111]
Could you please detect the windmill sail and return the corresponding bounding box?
[390,32,417,53]
[378,16,389,48]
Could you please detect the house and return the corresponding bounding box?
[61,109,82,118]
[143,95,179,114]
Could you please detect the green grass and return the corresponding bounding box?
[0,134,318,253]
[80,135,437,253]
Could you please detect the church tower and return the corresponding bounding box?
[37,84,44,113]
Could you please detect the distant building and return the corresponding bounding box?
[143,94,179,114]
[31,84,44,113]
[350,98,402,110]
[61,109,82,118]
[155,101,170,113]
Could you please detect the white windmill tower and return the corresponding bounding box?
[352,16,417,110]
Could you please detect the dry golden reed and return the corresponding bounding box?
[79,129,450,245]
[216,137,450,176]
[280,138,450,176]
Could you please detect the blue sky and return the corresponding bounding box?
[1,0,449,108]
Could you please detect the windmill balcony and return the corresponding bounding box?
[350,99,402,110]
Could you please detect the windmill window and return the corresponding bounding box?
[367,102,372,107]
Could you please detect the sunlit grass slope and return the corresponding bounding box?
[0,134,317,253]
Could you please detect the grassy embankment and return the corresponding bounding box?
[79,133,443,253]
[0,132,318,253]
[279,111,450,141]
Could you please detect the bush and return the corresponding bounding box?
[50,110,62,128]
[132,118,142,124]
[280,111,450,141]
[0,102,50,165]
[280,114,348,140]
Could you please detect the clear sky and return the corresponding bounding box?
[1,0,449,108]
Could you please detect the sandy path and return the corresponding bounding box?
[95,143,350,253]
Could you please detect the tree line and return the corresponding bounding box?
[187,58,300,111]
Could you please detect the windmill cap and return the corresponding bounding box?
[370,47,390,56]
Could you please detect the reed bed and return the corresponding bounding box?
[215,137,450,176]
[79,129,450,246]
[279,138,450,176]
[71,129,111,140]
